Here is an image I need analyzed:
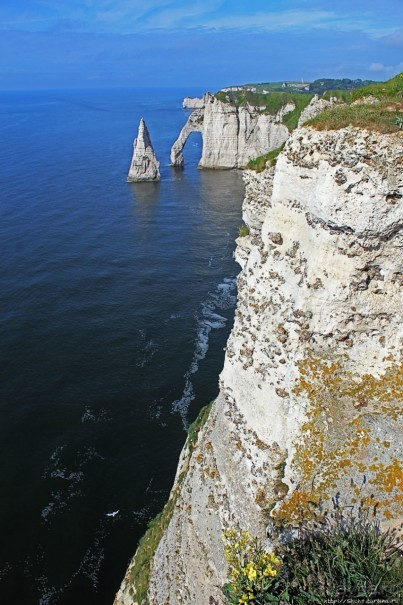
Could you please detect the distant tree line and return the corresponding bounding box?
[309,78,378,93]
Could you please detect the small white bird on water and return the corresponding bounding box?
[106,510,120,517]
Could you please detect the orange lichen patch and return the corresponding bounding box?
[272,355,402,524]
[373,459,403,494]
[273,490,320,523]
[293,357,403,406]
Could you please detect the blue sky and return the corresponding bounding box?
[0,0,402,89]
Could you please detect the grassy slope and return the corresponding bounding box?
[247,143,285,172]
[308,73,403,133]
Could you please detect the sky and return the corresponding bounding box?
[0,0,402,90]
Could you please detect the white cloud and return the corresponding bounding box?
[198,10,335,31]
[369,61,403,75]
[1,0,400,39]
[138,1,222,30]
[380,28,403,47]
[95,0,173,25]
[370,62,389,72]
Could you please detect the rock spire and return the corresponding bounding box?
[127,118,160,182]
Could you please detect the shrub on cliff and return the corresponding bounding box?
[222,508,403,604]
[238,224,250,237]
[247,144,285,172]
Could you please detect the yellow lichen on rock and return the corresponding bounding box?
[273,357,403,523]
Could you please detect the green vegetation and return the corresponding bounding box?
[222,530,281,604]
[218,78,377,96]
[307,102,402,133]
[238,224,250,237]
[127,490,178,604]
[351,72,403,101]
[223,508,403,604]
[214,89,313,121]
[247,144,285,173]
[322,89,354,102]
[308,73,403,133]
[126,401,213,604]
[187,401,213,455]
[214,78,388,136]
[282,95,312,131]
[310,77,377,94]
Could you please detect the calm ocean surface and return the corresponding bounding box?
[0,88,244,604]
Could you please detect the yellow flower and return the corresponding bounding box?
[263,565,277,577]
[268,553,281,566]
[243,562,257,581]
[239,594,249,604]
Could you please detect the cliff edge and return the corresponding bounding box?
[116,107,402,604]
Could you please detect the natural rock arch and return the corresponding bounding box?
[170,109,204,167]
[170,93,291,170]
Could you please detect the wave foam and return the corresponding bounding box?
[41,446,103,523]
[137,329,159,368]
[172,277,236,429]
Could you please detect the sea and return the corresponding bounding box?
[0,88,245,605]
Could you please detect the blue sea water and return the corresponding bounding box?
[0,88,244,604]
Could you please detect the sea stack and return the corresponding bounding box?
[127,118,160,182]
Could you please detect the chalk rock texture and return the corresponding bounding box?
[182,97,204,109]
[170,109,204,168]
[116,126,403,605]
[297,94,335,126]
[171,93,291,169]
[127,118,160,182]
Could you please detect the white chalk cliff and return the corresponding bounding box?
[182,97,204,109]
[116,123,403,604]
[128,118,160,182]
[171,93,292,169]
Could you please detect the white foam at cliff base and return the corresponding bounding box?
[172,375,195,429]
[172,278,237,429]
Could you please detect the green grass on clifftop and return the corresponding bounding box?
[247,143,285,172]
[215,89,313,125]
[282,95,313,131]
[309,73,403,133]
[351,72,403,101]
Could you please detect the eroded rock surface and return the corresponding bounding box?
[297,94,335,126]
[128,118,160,182]
[182,97,204,109]
[171,93,290,169]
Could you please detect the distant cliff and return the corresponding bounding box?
[170,92,299,169]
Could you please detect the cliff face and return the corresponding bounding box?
[116,125,402,604]
[170,93,290,169]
